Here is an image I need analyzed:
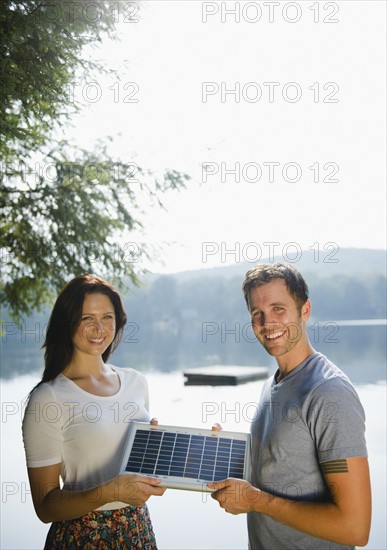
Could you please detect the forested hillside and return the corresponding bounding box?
[2,249,386,379]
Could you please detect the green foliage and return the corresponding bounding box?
[0,1,115,160]
[0,1,189,319]
[1,141,190,317]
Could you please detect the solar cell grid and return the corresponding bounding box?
[121,423,251,491]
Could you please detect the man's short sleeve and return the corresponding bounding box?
[307,378,367,463]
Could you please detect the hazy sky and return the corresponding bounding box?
[68,0,386,273]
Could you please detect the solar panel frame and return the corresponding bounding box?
[120,422,251,492]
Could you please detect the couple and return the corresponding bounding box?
[22,264,371,549]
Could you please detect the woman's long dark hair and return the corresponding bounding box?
[31,274,127,393]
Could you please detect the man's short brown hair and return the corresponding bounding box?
[242,263,309,312]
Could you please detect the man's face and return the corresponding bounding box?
[247,278,310,359]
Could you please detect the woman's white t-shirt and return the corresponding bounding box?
[22,365,150,510]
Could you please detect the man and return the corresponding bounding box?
[209,263,371,549]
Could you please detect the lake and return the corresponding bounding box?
[1,327,386,549]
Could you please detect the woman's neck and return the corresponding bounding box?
[63,354,106,380]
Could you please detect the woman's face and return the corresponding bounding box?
[72,293,116,359]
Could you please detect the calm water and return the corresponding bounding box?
[1,364,386,549]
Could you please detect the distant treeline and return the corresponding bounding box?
[2,270,386,381]
[126,270,387,329]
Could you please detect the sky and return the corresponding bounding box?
[67,0,386,273]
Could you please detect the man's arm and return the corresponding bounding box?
[209,456,371,547]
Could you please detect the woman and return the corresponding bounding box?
[22,274,165,549]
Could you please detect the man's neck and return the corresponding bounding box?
[276,342,316,380]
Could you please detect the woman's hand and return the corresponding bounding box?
[107,473,166,506]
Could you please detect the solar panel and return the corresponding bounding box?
[120,422,251,492]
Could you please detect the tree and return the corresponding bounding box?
[0,1,189,320]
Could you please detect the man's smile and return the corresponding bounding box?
[264,329,286,340]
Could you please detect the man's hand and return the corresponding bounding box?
[208,478,262,515]
[211,422,222,431]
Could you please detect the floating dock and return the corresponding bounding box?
[183,365,269,386]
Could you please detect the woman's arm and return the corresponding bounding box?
[28,463,166,523]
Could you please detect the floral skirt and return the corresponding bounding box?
[43,504,157,549]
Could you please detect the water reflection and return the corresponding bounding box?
[1,371,386,550]
[2,323,386,384]
[1,322,386,548]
